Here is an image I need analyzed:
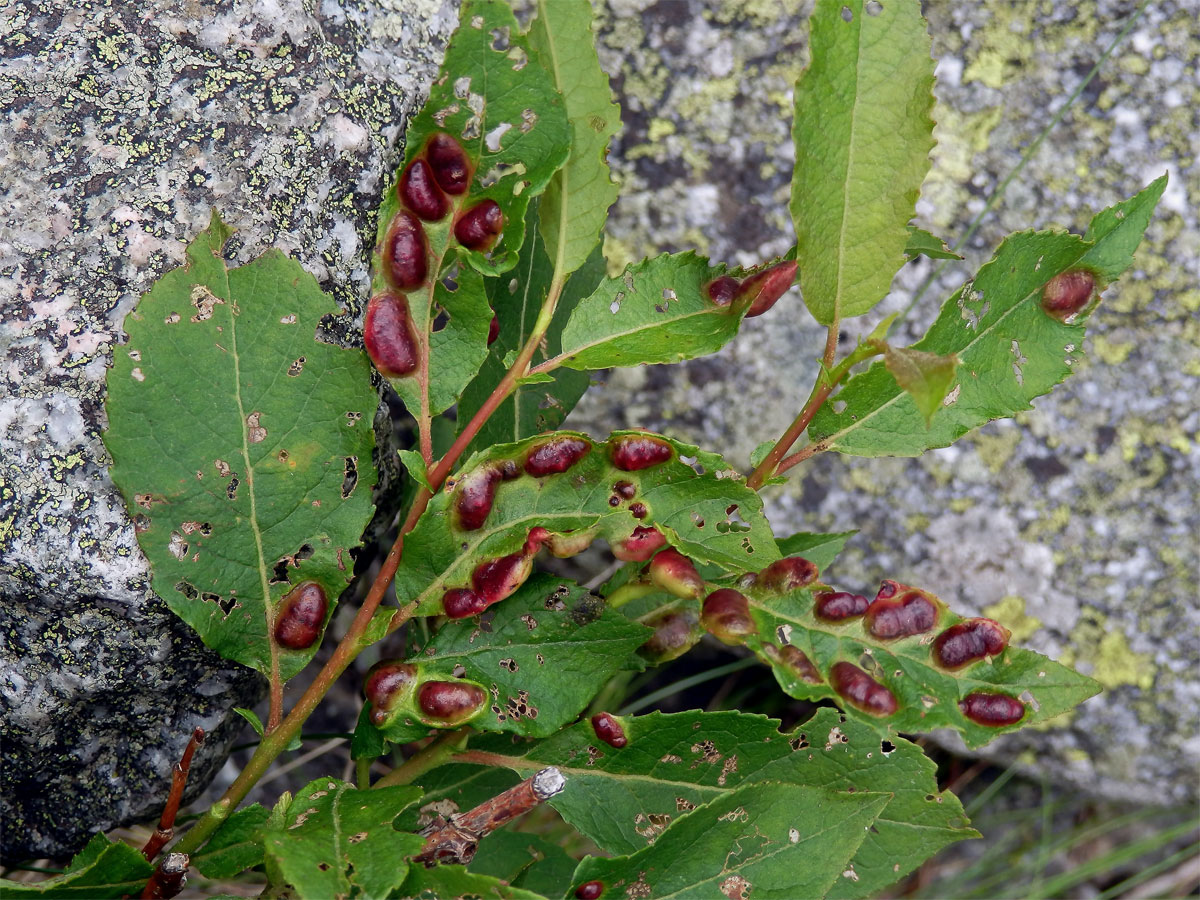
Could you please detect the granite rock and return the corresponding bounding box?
[568,0,1198,802]
[0,0,455,859]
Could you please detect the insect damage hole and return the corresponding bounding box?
[520,108,537,132]
[246,412,267,444]
[610,290,625,314]
[287,357,306,376]
[1010,340,1028,386]
[342,456,358,498]
[866,0,883,14]
[189,285,224,322]
[489,26,509,50]
[841,5,853,21]
[507,46,528,71]
[485,122,512,152]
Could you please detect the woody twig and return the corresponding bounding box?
[141,727,205,862]
[415,766,567,867]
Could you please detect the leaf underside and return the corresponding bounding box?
[791,0,936,325]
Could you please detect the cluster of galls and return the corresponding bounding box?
[705,260,798,318]
[364,132,507,379]
[784,577,1023,726]
[634,553,1026,728]
[440,434,678,619]
[363,659,489,731]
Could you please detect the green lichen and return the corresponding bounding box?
[982,595,1043,643]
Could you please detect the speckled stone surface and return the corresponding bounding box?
[0,0,455,859]
[569,0,1199,802]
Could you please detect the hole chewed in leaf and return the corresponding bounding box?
[342,457,358,498]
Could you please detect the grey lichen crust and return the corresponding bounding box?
[0,0,456,859]
[570,0,1198,802]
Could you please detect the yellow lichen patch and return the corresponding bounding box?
[982,595,1042,643]
[1091,334,1134,366]
[1089,631,1154,692]
[973,426,1022,473]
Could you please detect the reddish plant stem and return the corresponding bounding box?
[746,341,882,490]
[822,320,839,369]
[141,852,189,900]
[141,728,205,862]
[266,678,283,733]
[775,440,828,476]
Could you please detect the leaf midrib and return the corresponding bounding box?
[223,261,276,680]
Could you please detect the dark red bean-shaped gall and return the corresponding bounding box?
[613,481,637,500]
[454,200,504,251]
[471,552,532,605]
[638,608,702,663]
[814,590,870,623]
[273,581,328,650]
[383,211,428,290]
[443,587,488,619]
[590,712,628,748]
[610,435,674,471]
[701,588,757,645]
[487,314,500,345]
[739,261,798,317]
[454,466,501,532]
[399,158,448,221]
[629,502,648,519]
[612,525,667,562]
[830,662,898,717]
[426,132,472,195]
[706,275,740,307]
[960,691,1026,727]
[364,661,419,726]
[932,618,1012,669]
[364,292,420,377]
[648,547,705,600]
[417,680,488,726]
[524,436,592,477]
[865,588,940,640]
[575,881,604,900]
[1041,269,1095,320]
[753,556,819,592]
[762,643,822,684]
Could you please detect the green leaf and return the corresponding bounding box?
[405,574,651,736]
[103,213,379,679]
[392,430,779,617]
[465,708,974,896]
[350,703,389,761]
[456,203,604,460]
[398,449,434,493]
[260,779,424,900]
[809,177,1164,456]
[905,225,963,260]
[1079,174,1167,282]
[571,782,889,899]
[740,583,1099,748]
[528,0,621,278]
[882,344,960,425]
[0,834,152,898]
[558,252,752,369]
[233,707,264,736]
[791,0,936,324]
[192,805,269,879]
[775,530,856,570]
[396,865,546,900]
[467,830,576,897]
